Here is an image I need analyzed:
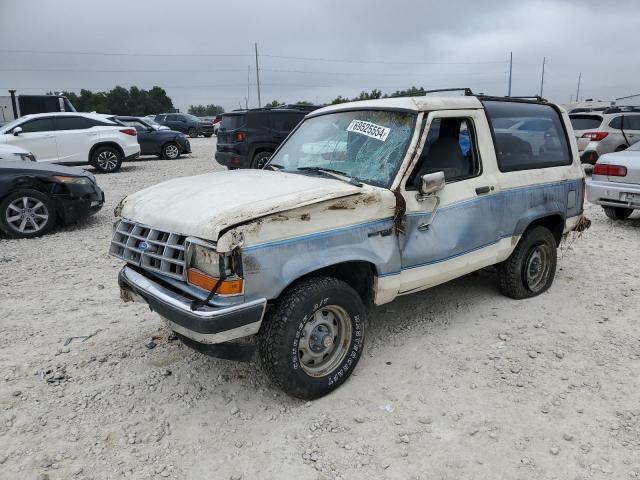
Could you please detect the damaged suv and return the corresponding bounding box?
[111,91,586,399]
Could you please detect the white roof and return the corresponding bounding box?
[310,95,484,116]
[16,111,115,122]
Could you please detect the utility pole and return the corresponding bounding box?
[540,56,546,97]
[575,72,582,102]
[247,65,251,109]
[508,51,513,97]
[254,43,261,108]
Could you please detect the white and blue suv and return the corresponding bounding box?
[111,91,587,399]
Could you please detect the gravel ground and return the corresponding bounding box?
[1,136,639,480]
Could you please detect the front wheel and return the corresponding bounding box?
[497,226,557,299]
[259,277,366,399]
[0,189,56,238]
[161,142,181,160]
[603,206,633,220]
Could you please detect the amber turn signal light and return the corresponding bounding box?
[187,268,243,295]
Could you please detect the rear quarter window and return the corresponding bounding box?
[484,101,572,172]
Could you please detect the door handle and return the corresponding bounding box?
[475,186,493,195]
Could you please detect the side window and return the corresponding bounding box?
[122,120,146,132]
[623,115,640,131]
[406,117,481,189]
[54,116,90,131]
[155,115,165,122]
[18,118,54,133]
[484,101,572,172]
[166,114,177,122]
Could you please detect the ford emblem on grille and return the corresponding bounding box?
[138,241,150,251]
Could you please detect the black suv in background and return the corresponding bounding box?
[215,105,320,169]
[154,113,214,138]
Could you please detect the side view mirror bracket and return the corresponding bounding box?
[415,171,445,231]
[13,127,22,136]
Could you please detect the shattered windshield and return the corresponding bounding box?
[267,110,416,188]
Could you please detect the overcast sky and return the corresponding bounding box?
[1,0,638,112]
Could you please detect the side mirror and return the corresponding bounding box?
[12,126,22,136]
[419,171,445,197]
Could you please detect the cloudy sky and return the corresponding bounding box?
[1,0,638,112]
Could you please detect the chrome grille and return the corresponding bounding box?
[109,219,187,280]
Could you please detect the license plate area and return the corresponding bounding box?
[624,192,640,205]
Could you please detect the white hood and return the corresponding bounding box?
[118,169,364,241]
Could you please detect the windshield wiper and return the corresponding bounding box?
[264,163,284,171]
[297,167,362,187]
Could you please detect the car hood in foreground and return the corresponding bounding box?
[117,169,372,241]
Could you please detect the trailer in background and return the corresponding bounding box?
[0,90,76,125]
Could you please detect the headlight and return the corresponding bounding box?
[186,239,243,296]
[14,152,36,162]
[53,175,93,185]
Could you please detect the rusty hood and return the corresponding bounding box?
[117,169,365,241]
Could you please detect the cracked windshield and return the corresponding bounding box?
[268,110,416,187]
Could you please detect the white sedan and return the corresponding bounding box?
[587,142,640,219]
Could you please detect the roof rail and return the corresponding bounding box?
[602,105,640,114]
[508,95,548,102]
[229,104,323,113]
[424,88,474,96]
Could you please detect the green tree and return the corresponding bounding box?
[56,86,174,115]
[188,104,225,116]
[264,100,282,108]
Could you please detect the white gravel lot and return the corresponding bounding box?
[1,136,639,480]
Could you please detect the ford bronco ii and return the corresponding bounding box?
[111,91,586,399]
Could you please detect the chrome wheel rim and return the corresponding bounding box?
[5,196,49,234]
[524,244,552,292]
[97,150,119,171]
[165,144,179,159]
[298,305,352,377]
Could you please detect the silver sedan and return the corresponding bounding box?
[587,142,640,219]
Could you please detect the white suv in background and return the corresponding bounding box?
[0,112,141,173]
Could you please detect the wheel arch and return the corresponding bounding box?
[519,213,565,246]
[88,142,124,163]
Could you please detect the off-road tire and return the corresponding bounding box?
[251,151,272,169]
[91,146,122,173]
[603,206,633,220]
[258,276,366,399]
[188,128,198,138]
[0,189,56,238]
[161,142,181,160]
[497,226,557,299]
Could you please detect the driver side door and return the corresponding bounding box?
[397,109,506,294]
[4,117,58,162]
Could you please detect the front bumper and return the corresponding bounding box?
[587,178,640,209]
[118,266,266,344]
[55,183,104,224]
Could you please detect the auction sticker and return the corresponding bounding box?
[347,120,390,141]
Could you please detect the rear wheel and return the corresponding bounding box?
[92,146,122,173]
[497,226,557,299]
[161,142,181,160]
[258,277,366,399]
[603,206,633,220]
[251,151,272,169]
[0,189,56,238]
[188,128,198,138]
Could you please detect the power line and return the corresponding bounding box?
[0,49,251,58]
[260,53,508,66]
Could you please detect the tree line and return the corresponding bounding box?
[54,85,430,117]
[57,86,175,116]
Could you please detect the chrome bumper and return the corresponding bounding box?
[587,179,640,208]
[118,266,266,344]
